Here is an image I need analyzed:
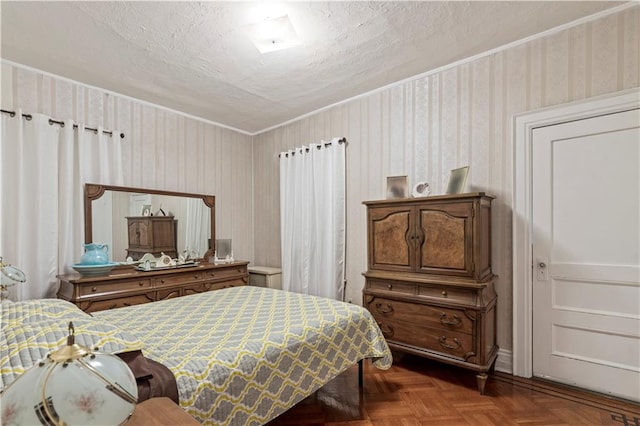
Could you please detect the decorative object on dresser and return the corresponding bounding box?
[126,216,177,260]
[386,175,408,199]
[57,261,249,313]
[362,192,497,394]
[445,165,470,194]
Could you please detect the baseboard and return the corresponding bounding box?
[494,348,513,374]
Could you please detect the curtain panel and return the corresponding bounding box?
[1,111,123,300]
[279,137,346,300]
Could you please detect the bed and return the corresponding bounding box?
[1,286,392,425]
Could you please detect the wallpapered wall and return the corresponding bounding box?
[1,6,637,359]
[0,63,254,262]
[252,6,639,356]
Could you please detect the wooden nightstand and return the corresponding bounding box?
[128,397,199,425]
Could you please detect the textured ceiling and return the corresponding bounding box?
[0,1,624,134]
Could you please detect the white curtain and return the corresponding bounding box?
[184,198,210,258]
[1,112,123,300]
[279,137,345,300]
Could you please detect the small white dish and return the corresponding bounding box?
[412,182,431,198]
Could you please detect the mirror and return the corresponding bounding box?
[84,183,215,262]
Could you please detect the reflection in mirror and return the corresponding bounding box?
[85,184,215,263]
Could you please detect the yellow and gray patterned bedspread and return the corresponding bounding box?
[94,286,392,425]
[1,298,143,390]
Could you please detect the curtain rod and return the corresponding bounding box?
[1,108,125,139]
[278,137,347,158]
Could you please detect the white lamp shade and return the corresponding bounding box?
[1,352,137,425]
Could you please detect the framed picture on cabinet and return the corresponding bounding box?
[141,205,152,216]
[386,175,408,199]
[445,166,469,194]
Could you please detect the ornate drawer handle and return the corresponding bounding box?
[161,279,165,284]
[194,275,199,279]
[387,284,393,290]
[439,312,461,326]
[138,281,144,286]
[439,336,461,350]
[210,272,216,276]
[441,291,448,297]
[379,323,394,337]
[375,303,394,315]
[91,287,97,292]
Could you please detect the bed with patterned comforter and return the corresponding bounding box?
[2,286,392,425]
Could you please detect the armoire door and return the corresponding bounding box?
[531,108,640,402]
[367,205,414,272]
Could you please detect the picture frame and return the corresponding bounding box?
[386,175,408,199]
[141,205,152,217]
[445,166,469,194]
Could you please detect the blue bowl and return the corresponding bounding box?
[71,262,118,276]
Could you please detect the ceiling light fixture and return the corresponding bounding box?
[245,14,300,54]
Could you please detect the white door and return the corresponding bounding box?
[531,108,640,402]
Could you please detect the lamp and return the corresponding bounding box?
[0,256,26,300]
[0,322,138,425]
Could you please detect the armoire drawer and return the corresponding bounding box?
[201,265,248,281]
[377,319,474,360]
[367,279,415,295]
[155,271,205,288]
[365,296,473,334]
[79,278,152,297]
[83,293,155,313]
[417,285,476,304]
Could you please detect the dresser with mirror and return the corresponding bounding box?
[57,183,248,313]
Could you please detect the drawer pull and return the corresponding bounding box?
[439,313,462,327]
[375,303,394,315]
[194,275,199,279]
[138,282,144,287]
[161,279,165,284]
[379,323,394,337]
[441,291,448,297]
[210,272,216,276]
[91,287,97,292]
[439,336,461,350]
[387,284,393,290]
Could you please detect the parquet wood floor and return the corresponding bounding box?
[268,352,640,426]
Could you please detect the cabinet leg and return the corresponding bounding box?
[476,373,488,395]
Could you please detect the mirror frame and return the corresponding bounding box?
[84,183,215,259]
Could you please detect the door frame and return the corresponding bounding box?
[512,88,639,378]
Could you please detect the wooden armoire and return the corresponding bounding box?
[362,192,498,394]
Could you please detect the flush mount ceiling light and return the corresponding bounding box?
[245,14,301,54]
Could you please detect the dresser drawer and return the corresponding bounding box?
[201,265,248,281]
[417,285,476,304]
[79,278,152,297]
[367,279,415,295]
[155,271,205,288]
[365,296,473,334]
[376,319,474,360]
[83,293,155,313]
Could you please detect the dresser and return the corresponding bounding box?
[126,216,178,260]
[57,261,249,313]
[362,193,497,394]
